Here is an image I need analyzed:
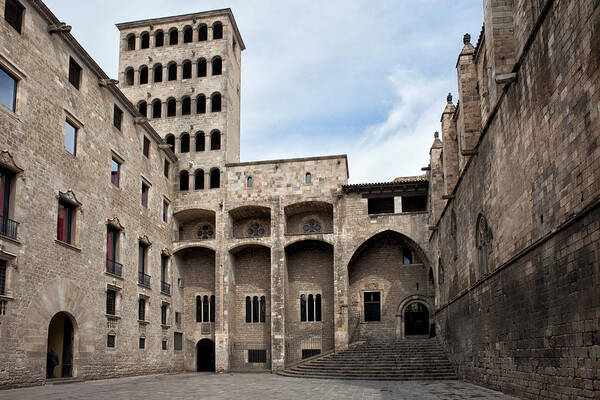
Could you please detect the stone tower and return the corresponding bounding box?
[116,10,245,191]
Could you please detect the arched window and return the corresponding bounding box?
[247,176,252,187]
[308,294,315,321]
[197,58,207,77]
[210,131,221,150]
[180,133,190,153]
[212,22,223,39]
[194,169,204,190]
[300,294,307,322]
[141,32,150,49]
[315,294,322,321]
[125,68,134,86]
[195,132,205,151]
[126,34,135,51]
[305,172,311,184]
[211,93,221,112]
[210,168,220,189]
[152,99,162,118]
[260,296,266,323]
[165,134,175,152]
[196,94,206,114]
[138,101,147,117]
[169,28,178,45]
[182,61,192,79]
[210,295,215,322]
[252,296,259,323]
[167,98,176,117]
[476,214,493,276]
[139,66,148,84]
[198,24,208,41]
[179,171,189,191]
[183,26,193,43]
[245,296,251,323]
[155,30,164,47]
[168,62,177,81]
[196,296,202,322]
[181,96,191,115]
[212,57,222,75]
[153,64,162,82]
[202,295,209,322]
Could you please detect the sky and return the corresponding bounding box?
[44,0,484,184]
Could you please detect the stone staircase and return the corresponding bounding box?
[279,338,457,380]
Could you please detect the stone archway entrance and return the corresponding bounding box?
[196,338,215,372]
[404,302,429,336]
[47,312,75,378]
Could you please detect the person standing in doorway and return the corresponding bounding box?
[47,349,58,378]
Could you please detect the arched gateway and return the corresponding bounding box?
[47,312,76,379]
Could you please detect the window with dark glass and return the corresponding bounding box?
[182,61,191,79]
[4,0,24,34]
[174,332,183,351]
[368,197,394,214]
[155,31,164,47]
[402,195,427,212]
[175,312,181,325]
[209,169,220,189]
[68,57,82,89]
[141,32,150,49]
[125,68,134,86]
[107,334,115,348]
[152,99,161,118]
[141,182,149,207]
[153,64,162,82]
[252,296,259,323]
[196,296,202,322]
[106,226,119,275]
[315,294,322,322]
[212,22,223,39]
[126,34,135,50]
[196,94,206,114]
[162,200,169,222]
[167,98,176,117]
[402,249,413,265]
[138,298,146,320]
[106,289,116,315]
[57,200,75,244]
[139,337,145,349]
[260,296,266,323]
[183,26,193,43]
[202,295,209,322]
[143,136,150,157]
[182,97,191,115]
[1,168,16,240]
[180,134,190,152]
[64,120,77,155]
[140,66,149,84]
[164,160,170,178]
[212,57,222,75]
[160,254,168,286]
[308,294,314,322]
[196,132,205,151]
[197,59,207,77]
[165,135,175,152]
[194,170,204,190]
[162,340,167,350]
[248,349,266,363]
[245,296,251,323]
[300,293,321,322]
[169,29,178,45]
[161,304,167,325]
[300,295,307,322]
[364,292,381,322]
[138,242,149,285]
[0,66,17,111]
[138,101,147,117]
[179,171,189,191]
[210,131,221,150]
[0,260,6,296]
[198,25,207,41]
[211,93,221,112]
[113,105,123,130]
[168,63,177,81]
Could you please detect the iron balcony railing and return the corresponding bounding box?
[106,258,123,277]
[0,215,19,240]
[161,281,171,295]
[138,272,151,287]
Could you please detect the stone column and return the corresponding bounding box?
[270,198,285,371]
[333,193,349,351]
[214,207,231,372]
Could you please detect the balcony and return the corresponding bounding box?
[106,258,123,277]
[161,281,171,295]
[138,272,151,287]
[0,216,19,241]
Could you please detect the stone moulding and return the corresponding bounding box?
[138,235,152,246]
[57,189,82,207]
[0,150,24,173]
[161,248,172,257]
[106,216,125,231]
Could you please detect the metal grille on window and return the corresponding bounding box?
[197,224,214,240]
[303,219,321,233]
[247,223,265,238]
[248,349,267,363]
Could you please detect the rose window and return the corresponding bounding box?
[303,219,322,233]
[197,224,214,240]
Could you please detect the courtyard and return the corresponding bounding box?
[0,373,518,399]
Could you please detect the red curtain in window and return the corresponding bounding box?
[106,230,114,261]
[138,245,144,274]
[57,204,66,241]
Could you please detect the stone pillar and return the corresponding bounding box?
[456,34,482,159]
[333,193,349,351]
[441,93,459,196]
[270,198,286,371]
[215,207,230,372]
[207,58,212,77]
[206,96,212,113]
[192,61,198,79]
[429,132,444,224]
[135,34,141,51]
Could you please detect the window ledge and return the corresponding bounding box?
[0,102,21,122]
[106,314,121,320]
[138,320,149,325]
[0,234,21,245]
[161,324,171,329]
[54,239,81,252]
[138,283,151,290]
[160,291,171,297]
[105,271,124,280]
[0,295,14,301]
[360,320,383,324]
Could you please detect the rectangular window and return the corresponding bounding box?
[162,340,167,350]
[248,349,266,363]
[164,160,170,178]
[196,296,202,322]
[161,304,167,325]
[302,349,321,359]
[68,57,82,89]
[139,337,145,349]
[364,292,381,322]
[138,298,146,321]
[0,260,6,296]
[64,120,78,155]
[0,66,17,111]
[110,158,120,187]
[368,197,394,214]
[107,334,115,348]
[175,311,181,325]
[402,195,427,212]
[141,182,149,208]
[113,105,123,130]
[174,332,182,351]
[57,200,75,244]
[138,242,149,285]
[106,227,121,275]
[143,136,150,158]
[1,168,16,240]
[162,200,169,222]
[106,289,116,315]
[4,0,24,34]
[300,294,307,322]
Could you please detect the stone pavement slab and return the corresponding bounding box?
[0,373,520,400]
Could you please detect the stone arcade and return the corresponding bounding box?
[0,0,598,398]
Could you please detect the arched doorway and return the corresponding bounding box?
[197,339,215,372]
[47,312,75,378]
[404,302,429,336]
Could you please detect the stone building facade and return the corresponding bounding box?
[0,0,597,398]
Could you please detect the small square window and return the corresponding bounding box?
[139,337,145,349]
[64,120,78,155]
[4,0,24,34]
[141,182,149,208]
[68,57,82,89]
[0,66,17,111]
[164,160,170,178]
[162,200,169,222]
[113,105,123,130]
[143,136,150,158]
[107,334,115,348]
[111,158,120,187]
[162,340,167,350]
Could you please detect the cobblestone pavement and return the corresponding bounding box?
[0,373,520,399]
